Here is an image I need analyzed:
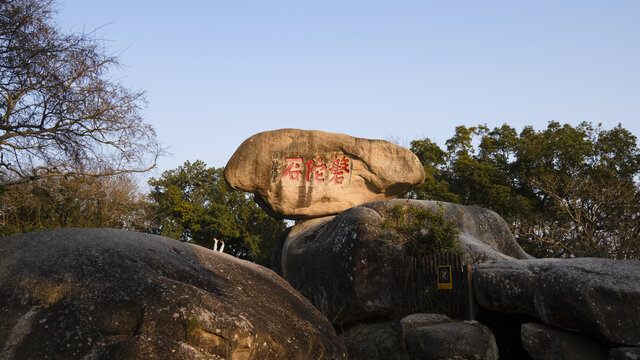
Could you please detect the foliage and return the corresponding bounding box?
[0,0,161,187]
[409,138,460,203]
[409,122,640,259]
[383,203,460,256]
[147,160,286,264]
[185,315,199,334]
[0,173,150,236]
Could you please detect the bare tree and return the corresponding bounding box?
[0,0,161,186]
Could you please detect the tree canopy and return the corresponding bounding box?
[0,173,150,236]
[0,0,161,187]
[147,160,287,264]
[409,122,640,260]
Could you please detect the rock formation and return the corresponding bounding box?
[399,313,453,342]
[473,258,640,347]
[520,322,609,360]
[608,347,640,360]
[0,228,346,359]
[224,129,425,219]
[275,199,531,326]
[337,313,498,360]
[338,322,402,360]
[404,319,498,360]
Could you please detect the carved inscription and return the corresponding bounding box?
[281,156,351,184]
[271,152,280,183]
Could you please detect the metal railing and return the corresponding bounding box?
[392,252,474,320]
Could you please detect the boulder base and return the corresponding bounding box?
[608,347,640,360]
[0,229,346,359]
[224,129,425,219]
[400,313,452,343]
[473,258,640,346]
[338,322,402,360]
[521,322,609,360]
[404,320,498,360]
[278,199,530,325]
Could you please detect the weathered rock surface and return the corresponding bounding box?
[339,314,498,360]
[404,320,498,360]
[521,322,609,360]
[473,258,640,346]
[608,347,640,360]
[399,313,452,346]
[0,229,346,360]
[337,322,402,360]
[278,199,530,325]
[224,129,425,219]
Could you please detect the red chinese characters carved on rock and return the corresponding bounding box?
[282,157,303,180]
[328,155,350,183]
[305,157,327,182]
[282,156,350,184]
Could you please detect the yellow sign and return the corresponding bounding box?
[437,265,453,290]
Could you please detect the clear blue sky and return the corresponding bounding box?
[58,0,640,179]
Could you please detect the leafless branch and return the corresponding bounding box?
[0,0,163,187]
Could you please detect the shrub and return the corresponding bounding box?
[383,203,460,256]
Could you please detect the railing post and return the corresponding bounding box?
[466,263,474,320]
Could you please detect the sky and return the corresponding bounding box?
[58,0,640,180]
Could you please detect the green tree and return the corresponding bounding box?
[408,138,459,203]
[147,160,286,264]
[410,125,530,216]
[0,0,161,187]
[513,122,640,259]
[409,122,640,259]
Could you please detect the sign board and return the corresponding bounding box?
[437,265,453,290]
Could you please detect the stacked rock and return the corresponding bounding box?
[224,129,426,219]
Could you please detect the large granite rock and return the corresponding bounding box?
[339,314,498,360]
[404,320,498,360]
[608,347,640,360]
[473,258,640,346]
[399,313,452,346]
[224,129,425,220]
[0,229,346,360]
[521,322,609,360]
[338,322,402,360]
[277,199,530,325]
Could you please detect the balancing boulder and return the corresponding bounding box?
[224,129,425,219]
